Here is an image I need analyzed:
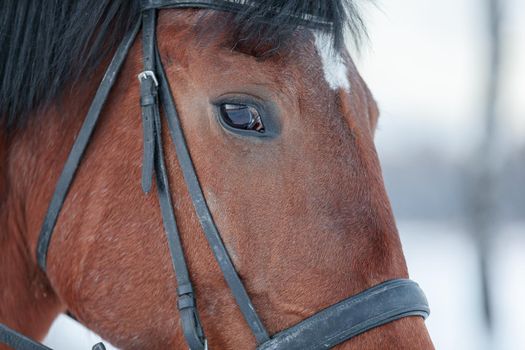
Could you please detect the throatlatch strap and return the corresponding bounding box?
[0,325,51,350]
[139,9,206,350]
[35,20,142,271]
[0,325,106,350]
[155,46,271,343]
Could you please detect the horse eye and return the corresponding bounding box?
[219,103,265,133]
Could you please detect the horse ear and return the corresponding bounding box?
[341,52,379,135]
[363,81,380,134]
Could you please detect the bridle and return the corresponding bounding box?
[0,1,430,349]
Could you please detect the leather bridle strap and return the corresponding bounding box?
[35,19,142,271]
[139,9,207,350]
[140,0,331,28]
[0,325,106,350]
[0,325,51,350]
[32,8,210,348]
[257,279,429,350]
[151,9,271,344]
[32,5,267,348]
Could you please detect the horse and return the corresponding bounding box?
[0,1,434,349]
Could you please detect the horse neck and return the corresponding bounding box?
[0,83,98,341]
[0,137,59,341]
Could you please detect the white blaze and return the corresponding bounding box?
[313,32,351,92]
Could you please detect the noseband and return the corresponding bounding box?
[0,1,429,349]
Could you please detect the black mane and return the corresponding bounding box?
[0,0,365,129]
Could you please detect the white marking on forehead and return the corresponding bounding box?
[313,31,351,92]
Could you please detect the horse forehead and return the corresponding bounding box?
[155,10,350,101]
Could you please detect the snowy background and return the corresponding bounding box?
[43,0,524,349]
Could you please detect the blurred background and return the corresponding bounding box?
[355,0,525,349]
[43,0,524,349]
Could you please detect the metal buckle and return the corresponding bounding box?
[137,70,158,86]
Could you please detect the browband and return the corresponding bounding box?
[141,0,332,28]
